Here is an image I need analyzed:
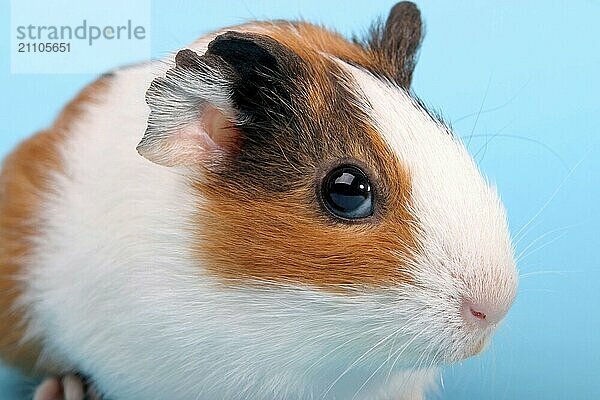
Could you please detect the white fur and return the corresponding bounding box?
[341,64,519,362]
[17,26,517,400]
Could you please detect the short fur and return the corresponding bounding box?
[0,78,111,374]
[141,29,419,286]
[0,3,517,399]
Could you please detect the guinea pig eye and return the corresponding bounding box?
[321,165,373,220]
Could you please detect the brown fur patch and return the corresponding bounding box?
[195,157,416,287]
[0,76,111,376]
[253,21,375,69]
[189,25,421,287]
[253,8,422,89]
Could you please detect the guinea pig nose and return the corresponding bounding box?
[470,307,486,321]
[461,300,506,328]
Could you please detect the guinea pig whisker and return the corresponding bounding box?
[385,328,401,363]
[516,224,577,262]
[439,370,446,391]
[381,330,439,399]
[385,325,431,383]
[465,74,492,148]
[513,155,586,244]
[303,324,389,375]
[321,325,406,399]
[517,232,569,264]
[351,330,406,400]
[412,333,437,374]
[519,288,559,295]
[472,120,513,164]
[462,133,570,172]
[516,223,578,253]
[453,78,531,125]
[519,270,572,279]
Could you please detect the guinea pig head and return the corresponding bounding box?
[137,3,517,367]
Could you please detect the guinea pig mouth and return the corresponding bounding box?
[465,336,489,358]
[443,333,494,364]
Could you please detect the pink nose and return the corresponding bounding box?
[462,300,506,327]
[470,307,486,321]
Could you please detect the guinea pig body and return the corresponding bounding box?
[0,3,517,400]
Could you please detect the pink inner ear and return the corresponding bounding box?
[159,106,239,168]
[201,106,240,153]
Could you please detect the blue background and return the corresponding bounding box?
[1,1,598,399]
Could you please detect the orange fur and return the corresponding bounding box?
[0,77,111,376]
[182,22,422,287]
[194,129,418,287]
[254,21,375,71]
[253,21,417,87]
[189,23,421,287]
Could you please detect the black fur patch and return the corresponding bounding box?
[201,33,387,196]
[143,31,399,206]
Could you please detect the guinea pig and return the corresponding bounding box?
[0,2,518,400]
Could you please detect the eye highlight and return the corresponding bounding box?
[321,165,374,220]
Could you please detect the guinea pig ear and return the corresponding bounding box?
[365,1,423,88]
[137,48,240,168]
[137,32,302,169]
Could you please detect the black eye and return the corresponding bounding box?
[321,165,373,220]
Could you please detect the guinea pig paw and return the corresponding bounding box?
[33,377,62,400]
[33,374,101,400]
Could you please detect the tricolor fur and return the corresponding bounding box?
[0,3,517,399]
